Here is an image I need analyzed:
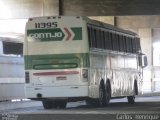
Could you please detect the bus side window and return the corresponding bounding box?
[129,37,133,53]
[93,28,97,48]
[119,35,125,52]
[98,29,101,49]
[96,29,100,48]
[112,33,119,51]
[104,31,107,49]
[136,38,141,52]
[132,37,136,53]
[87,26,92,48]
[111,33,115,51]
[97,29,104,49]
[126,36,132,53]
[123,36,127,53]
[101,31,105,49]
[116,34,120,51]
[104,31,109,49]
[104,31,111,50]
[108,32,113,50]
[135,38,138,53]
[126,36,128,52]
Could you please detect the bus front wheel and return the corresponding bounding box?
[127,80,137,104]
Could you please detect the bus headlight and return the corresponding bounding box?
[82,69,88,82]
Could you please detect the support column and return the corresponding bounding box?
[42,0,59,16]
[139,28,152,66]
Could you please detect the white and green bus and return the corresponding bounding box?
[24,16,147,109]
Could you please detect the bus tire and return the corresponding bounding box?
[86,98,99,107]
[54,101,67,108]
[127,80,137,104]
[105,80,111,106]
[127,96,135,104]
[42,100,53,109]
[99,81,107,107]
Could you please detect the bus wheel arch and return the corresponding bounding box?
[86,79,106,107]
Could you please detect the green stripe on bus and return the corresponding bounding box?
[27,28,65,41]
[71,28,82,40]
[27,27,82,41]
[24,53,89,70]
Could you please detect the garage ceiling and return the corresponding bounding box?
[62,0,160,16]
[0,0,160,19]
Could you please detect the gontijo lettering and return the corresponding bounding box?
[27,27,82,41]
[29,32,63,39]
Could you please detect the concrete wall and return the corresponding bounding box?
[116,16,160,28]
[139,28,152,66]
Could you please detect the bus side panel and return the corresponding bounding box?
[88,51,140,98]
[88,52,111,98]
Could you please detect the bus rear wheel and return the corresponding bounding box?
[99,83,107,106]
[54,101,67,108]
[86,82,107,107]
[127,96,135,104]
[42,100,53,109]
[105,81,111,106]
[99,80,111,107]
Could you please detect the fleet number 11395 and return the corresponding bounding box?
[35,22,58,28]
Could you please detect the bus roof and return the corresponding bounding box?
[82,16,137,37]
[27,16,137,37]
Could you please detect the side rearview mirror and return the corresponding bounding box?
[138,54,148,68]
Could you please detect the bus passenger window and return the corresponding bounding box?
[112,33,117,51]
[119,35,125,52]
[115,34,120,51]
[96,29,100,48]
[132,38,136,53]
[92,28,97,48]
[107,32,112,50]
[87,27,92,48]
[104,31,107,49]
[128,37,133,53]
[101,31,105,49]
[126,36,132,53]
[136,38,141,53]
